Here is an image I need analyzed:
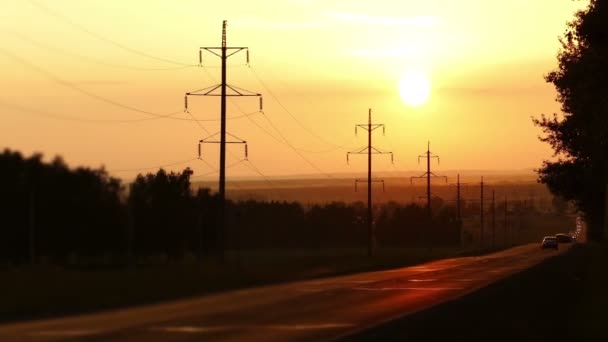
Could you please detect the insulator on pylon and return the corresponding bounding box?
[383,126,386,136]
[259,97,263,111]
[199,50,202,66]
[197,143,201,159]
[346,153,350,164]
[355,127,358,136]
[244,143,249,160]
[246,49,250,65]
[382,181,386,192]
[391,153,394,164]
[184,95,188,112]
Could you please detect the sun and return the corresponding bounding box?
[399,69,431,107]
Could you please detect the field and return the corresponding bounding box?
[0,172,576,322]
[193,171,552,205]
[1,246,494,322]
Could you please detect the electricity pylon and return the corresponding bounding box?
[347,108,393,257]
[454,174,465,247]
[185,20,262,262]
[504,195,508,247]
[480,176,484,246]
[453,174,468,222]
[492,189,496,248]
[410,141,447,218]
[448,174,469,223]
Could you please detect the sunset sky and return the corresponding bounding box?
[0,0,586,180]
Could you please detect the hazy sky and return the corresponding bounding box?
[0,0,586,180]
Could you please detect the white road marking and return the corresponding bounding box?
[408,279,437,282]
[410,267,438,271]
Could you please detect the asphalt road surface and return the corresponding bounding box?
[0,243,571,342]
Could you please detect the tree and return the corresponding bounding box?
[534,0,608,241]
[128,168,196,259]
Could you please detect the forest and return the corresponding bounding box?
[0,149,571,266]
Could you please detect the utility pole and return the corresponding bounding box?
[411,141,447,218]
[604,183,608,240]
[28,186,35,265]
[186,20,261,262]
[411,142,446,251]
[347,108,393,257]
[492,189,496,248]
[456,174,462,222]
[480,176,484,247]
[456,174,463,247]
[127,204,135,268]
[504,195,508,247]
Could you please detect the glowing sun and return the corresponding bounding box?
[399,70,431,107]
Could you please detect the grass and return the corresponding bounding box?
[0,245,483,323]
[347,242,608,341]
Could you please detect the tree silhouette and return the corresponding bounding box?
[534,0,608,240]
[128,168,196,260]
[0,149,125,264]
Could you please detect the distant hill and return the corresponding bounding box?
[192,170,547,205]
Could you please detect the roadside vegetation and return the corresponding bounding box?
[0,148,573,321]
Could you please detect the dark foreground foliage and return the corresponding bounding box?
[535,0,608,241]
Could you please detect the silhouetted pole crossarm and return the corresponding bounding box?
[410,141,446,218]
[185,20,260,262]
[347,108,393,257]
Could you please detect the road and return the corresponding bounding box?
[0,243,571,342]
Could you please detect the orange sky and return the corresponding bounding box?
[0,0,587,181]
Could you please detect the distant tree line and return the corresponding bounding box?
[0,149,124,264]
[2,149,555,266]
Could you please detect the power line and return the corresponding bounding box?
[242,159,283,197]
[0,96,259,124]
[6,30,196,71]
[0,99,176,124]
[28,0,195,67]
[220,86,333,177]
[258,111,332,177]
[202,62,349,156]
[186,108,211,135]
[248,65,351,149]
[190,159,246,180]
[0,49,252,123]
[232,94,354,154]
[110,158,199,174]
[187,104,280,196]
